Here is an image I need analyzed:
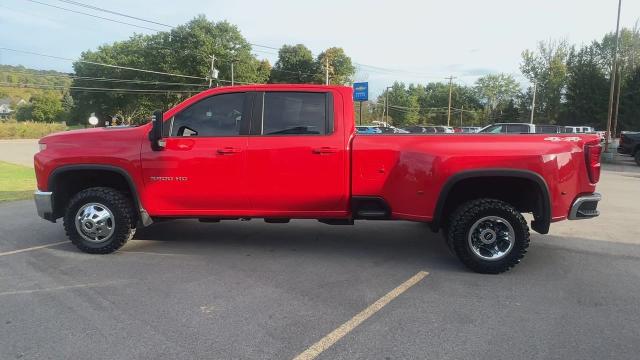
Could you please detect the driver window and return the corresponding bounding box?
[171,92,245,137]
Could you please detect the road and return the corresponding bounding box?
[0,139,39,167]
[1,168,639,359]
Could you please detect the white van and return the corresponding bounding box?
[563,126,594,133]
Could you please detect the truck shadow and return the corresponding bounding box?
[131,219,465,273]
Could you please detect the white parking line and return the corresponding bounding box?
[0,280,129,296]
[292,270,429,360]
[121,250,192,257]
[0,241,68,256]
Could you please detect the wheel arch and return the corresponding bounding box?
[431,169,551,234]
[48,164,149,226]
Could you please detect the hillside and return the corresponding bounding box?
[0,65,71,104]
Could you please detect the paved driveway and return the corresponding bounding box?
[0,139,39,167]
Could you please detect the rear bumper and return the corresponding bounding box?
[568,193,601,220]
[34,190,55,222]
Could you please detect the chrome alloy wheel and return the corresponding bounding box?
[75,203,115,243]
[467,216,515,261]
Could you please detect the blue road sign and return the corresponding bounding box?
[353,82,368,101]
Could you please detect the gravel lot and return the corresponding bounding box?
[1,164,639,360]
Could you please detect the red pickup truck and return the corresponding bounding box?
[34,85,602,273]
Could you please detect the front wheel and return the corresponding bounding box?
[63,187,136,254]
[447,199,530,274]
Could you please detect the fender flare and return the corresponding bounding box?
[432,169,551,234]
[48,164,151,226]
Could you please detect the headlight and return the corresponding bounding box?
[39,143,47,151]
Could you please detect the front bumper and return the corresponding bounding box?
[34,190,55,222]
[568,193,601,220]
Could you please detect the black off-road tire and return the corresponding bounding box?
[447,199,530,274]
[63,187,136,254]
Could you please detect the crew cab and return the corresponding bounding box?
[34,85,602,273]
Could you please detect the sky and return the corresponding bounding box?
[1,0,639,97]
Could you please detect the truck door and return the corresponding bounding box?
[246,91,348,216]
[141,92,251,215]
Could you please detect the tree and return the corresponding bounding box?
[315,47,355,85]
[619,67,640,132]
[474,73,521,114]
[73,15,271,124]
[376,82,420,127]
[269,44,317,83]
[15,103,33,121]
[520,40,569,123]
[503,99,520,121]
[29,93,64,122]
[563,45,609,128]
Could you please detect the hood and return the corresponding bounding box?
[40,124,150,145]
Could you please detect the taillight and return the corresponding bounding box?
[585,144,601,183]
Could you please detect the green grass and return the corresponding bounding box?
[0,161,35,202]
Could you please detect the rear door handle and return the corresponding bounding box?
[312,147,338,154]
[217,147,241,155]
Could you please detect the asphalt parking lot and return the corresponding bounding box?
[1,164,640,360]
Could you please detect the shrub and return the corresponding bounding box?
[0,120,67,139]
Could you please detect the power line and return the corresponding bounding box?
[56,0,173,28]
[0,47,207,80]
[0,81,200,95]
[28,0,283,54]
[17,1,465,83]
[23,1,455,81]
[24,0,164,32]
[1,70,209,87]
[355,63,450,79]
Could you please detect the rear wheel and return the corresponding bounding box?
[447,199,529,274]
[63,187,136,254]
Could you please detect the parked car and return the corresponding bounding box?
[479,123,561,134]
[534,125,562,134]
[374,126,410,134]
[34,84,602,274]
[404,125,438,134]
[355,126,382,134]
[564,126,595,134]
[479,123,535,133]
[434,126,455,133]
[454,126,482,133]
[618,132,640,166]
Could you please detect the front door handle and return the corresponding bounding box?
[217,147,241,155]
[312,147,338,154]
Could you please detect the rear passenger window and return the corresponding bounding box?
[507,124,529,133]
[262,92,330,135]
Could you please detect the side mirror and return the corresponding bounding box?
[149,109,165,151]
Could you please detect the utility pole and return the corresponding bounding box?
[446,76,456,126]
[231,59,238,86]
[208,54,216,88]
[612,66,622,139]
[325,56,329,85]
[605,0,622,152]
[385,86,392,127]
[530,82,537,124]
[460,105,464,127]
